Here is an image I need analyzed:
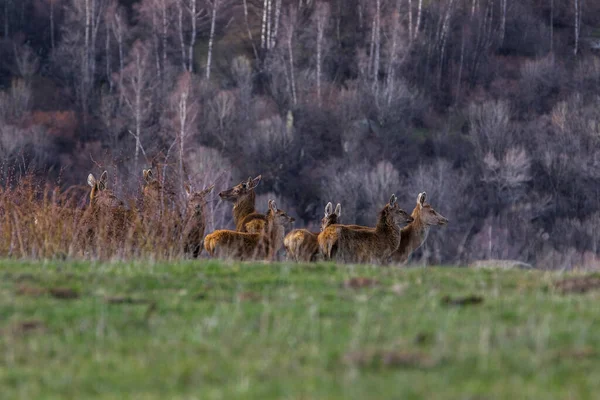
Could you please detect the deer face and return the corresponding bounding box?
[420,204,448,226]
[416,192,448,226]
[267,200,295,226]
[219,175,261,203]
[387,194,414,226]
[186,184,215,215]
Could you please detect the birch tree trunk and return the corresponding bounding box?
[188,0,198,72]
[206,0,218,78]
[414,0,422,40]
[315,2,330,106]
[261,0,269,49]
[373,0,381,92]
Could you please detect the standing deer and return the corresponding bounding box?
[79,171,135,250]
[319,194,413,265]
[284,202,341,262]
[389,192,448,265]
[218,175,266,232]
[141,168,177,215]
[182,183,215,258]
[204,200,294,261]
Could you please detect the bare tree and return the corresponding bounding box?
[314,2,330,106]
[170,71,200,194]
[206,0,220,79]
[574,0,581,55]
[116,40,155,166]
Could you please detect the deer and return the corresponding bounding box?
[204,200,295,261]
[78,171,136,250]
[284,202,341,262]
[319,194,413,265]
[182,183,215,258]
[141,168,177,216]
[388,192,448,265]
[218,175,267,233]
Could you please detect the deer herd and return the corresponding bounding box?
[81,168,448,265]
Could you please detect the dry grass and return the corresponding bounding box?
[0,174,193,261]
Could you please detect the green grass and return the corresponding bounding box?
[0,261,599,400]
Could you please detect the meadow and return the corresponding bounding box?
[1,260,599,400]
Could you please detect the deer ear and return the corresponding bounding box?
[251,175,262,188]
[389,194,397,205]
[324,202,333,216]
[87,173,96,187]
[185,184,192,197]
[147,169,154,181]
[269,199,277,212]
[335,203,342,217]
[417,192,426,207]
[100,171,108,184]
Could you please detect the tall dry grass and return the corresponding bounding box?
[0,174,200,261]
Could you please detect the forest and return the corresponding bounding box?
[1,0,600,268]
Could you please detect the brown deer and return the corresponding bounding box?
[182,183,215,258]
[204,200,294,261]
[141,168,177,215]
[79,171,135,250]
[218,175,266,232]
[388,192,448,265]
[319,194,413,265]
[284,202,341,262]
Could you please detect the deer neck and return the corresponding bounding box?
[375,210,402,249]
[233,191,256,227]
[401,209,430,255]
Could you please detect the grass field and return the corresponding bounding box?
[1,261,599,400]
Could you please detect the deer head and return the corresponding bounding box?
[185,184,215,215]
[386,194,414,226]
[321,202,341,231]
[416,192,448,226]
[267,199,295,226]
[218,175,261,203]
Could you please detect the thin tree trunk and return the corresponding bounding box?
[178,1,186,70]
[161,0,168,74]
[271,0,282,48]
[386,5,400,106]
[414,0,422,40]
[266,0,272,49]
[373,0,381,92]
[50,0,55,49]
[242,0,259,60]
[206,0,217,79]
[408,0,413,43]
[456,25,465,103]
[550,0,554,53]
[288,32,297,105]
[106,27,112,91]
[574,0,580,55]
[261,0,268,49]
[500,0,507,45]
[188,0,198,72]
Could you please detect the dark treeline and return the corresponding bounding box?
[1,0,600,268]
